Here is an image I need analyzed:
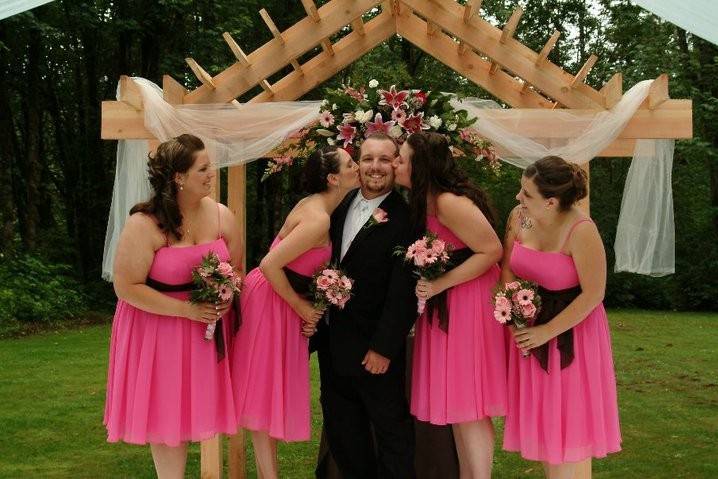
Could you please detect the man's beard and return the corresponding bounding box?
[361,172,393,194]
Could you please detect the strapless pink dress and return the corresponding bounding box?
[104,238,237,446]
[230,237,331,441]
[410,215,507,425]
[503,239,621,464]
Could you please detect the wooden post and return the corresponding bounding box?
[201,437,223,479]
[578,162,590,214]
[228,429,247,479]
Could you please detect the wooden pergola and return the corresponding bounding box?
[100,1,692,477]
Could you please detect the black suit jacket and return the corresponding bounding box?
[314,188,417,376]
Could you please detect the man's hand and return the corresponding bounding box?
[362,349,390,374]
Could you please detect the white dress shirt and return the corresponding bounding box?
[340,191,391,260]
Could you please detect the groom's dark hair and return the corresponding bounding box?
[405,132,497,235]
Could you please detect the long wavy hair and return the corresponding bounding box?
[130,134,205,240]
[405,132,497,235]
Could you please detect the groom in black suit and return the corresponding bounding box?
[314,133,417,478]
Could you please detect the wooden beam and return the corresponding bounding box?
[162,75,186,104]
[397,10,553,108]
[301,0,320,22]
[228,431,247,479]
[185,0,380,104]
[259,79,274,95]
[185,58,216,88]
[600,72,622,108]
[223,32,250,67]
[391,0,402,15]
[321,38,335,56]
[520,80,530,95]
[351,18,366,35]
[489,62,500,75]
[427,20,439,36]
[101,101,154,139]
[119,75,143,110]
[403,0,604,109]
[648,73,669,109]
[536,30,560,66]
[227,167,246,270]
[458,40,469,55]
[200,436,222,479]
[570,54,598,87]
[500,7,523,44]
[577,163,590,213]
[251,7,395,103]
[100,98,693,142]
[259,8,284,44]
[464,0,481,22]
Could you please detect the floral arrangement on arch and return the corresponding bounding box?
[263,80,499,180]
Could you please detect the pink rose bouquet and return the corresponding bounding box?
[311,265,354,310]
[395,232,452,314]
[190,251,242,340]
[492,279,542,357]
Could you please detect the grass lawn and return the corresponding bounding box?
[0,310,716,478]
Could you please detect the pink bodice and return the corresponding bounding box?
[510,241,580,291]
[147,238,231,285]
[270,236,331,276]
[426,215,466,249]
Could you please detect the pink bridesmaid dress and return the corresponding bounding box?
[230,236,330,441]
[503,219,621,464]
[104,224,237,446]
[410,215,508,425]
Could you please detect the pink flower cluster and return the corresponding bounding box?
[192,252,242,303]
[397,232,453,315]
[263,81,496,180]
[313,267,353,309]
[363,207,389,230]
[406,236,450,268]
[492,280,541,327]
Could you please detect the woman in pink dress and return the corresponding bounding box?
[104,134,243,478]
[393,131,506,478]
[501,156,621,479]
[230,146,359,478]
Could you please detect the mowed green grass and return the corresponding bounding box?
[0,310,716,478]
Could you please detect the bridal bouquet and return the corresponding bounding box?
[493,280,542,356]
[311,266,354,310]
[190,251,242,340]
[263,81,498,179]
[395,232,452,314]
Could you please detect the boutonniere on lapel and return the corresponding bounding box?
[363,207,389,230]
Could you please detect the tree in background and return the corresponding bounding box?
[0,0,715,315]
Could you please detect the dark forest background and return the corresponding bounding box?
[1,0,716,335]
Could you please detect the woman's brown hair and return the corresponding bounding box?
[405,131,497,235]
[523,156,588,211]
[130,134,205,240]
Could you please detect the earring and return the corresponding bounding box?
[179,183,184,191]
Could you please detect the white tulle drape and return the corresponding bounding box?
[101,78,322,280]
[102,77,676,280]
[451,80,675,276]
